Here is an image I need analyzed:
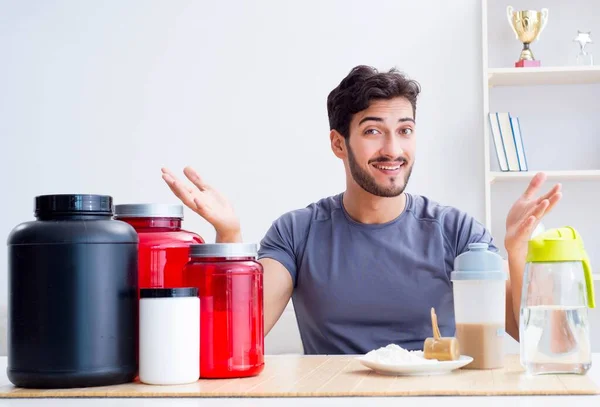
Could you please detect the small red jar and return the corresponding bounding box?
[183,243,264,378]
[115,204,204,289]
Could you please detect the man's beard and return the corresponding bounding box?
[346,141,413,198]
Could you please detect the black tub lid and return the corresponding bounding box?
[35,194,113,216]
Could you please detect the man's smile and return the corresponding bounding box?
[370,160,406,176]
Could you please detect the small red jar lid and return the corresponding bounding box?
[190,243,257,258]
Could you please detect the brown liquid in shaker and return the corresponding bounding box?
[455,323,504,369]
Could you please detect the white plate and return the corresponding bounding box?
[357,355,473,376]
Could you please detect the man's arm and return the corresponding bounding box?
[503,172,563,342]
[260,258,294,335]
[161,166,300,337]
[504,260,520,341]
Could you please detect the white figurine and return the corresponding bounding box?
[574,30,593,65]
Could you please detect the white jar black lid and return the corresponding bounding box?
[114,204,184,219]
[190,243,257,258]
[140,288,198,298]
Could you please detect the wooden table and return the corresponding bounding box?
[0,354,598,406]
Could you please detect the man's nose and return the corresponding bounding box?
[380,134,404,159]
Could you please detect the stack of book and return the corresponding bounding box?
[488,112,528,172]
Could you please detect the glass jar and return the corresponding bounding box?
[115,204,204,289]
[183,243,264,378]
[520,227,595,375]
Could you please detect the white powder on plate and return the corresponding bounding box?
[363,343,437,364]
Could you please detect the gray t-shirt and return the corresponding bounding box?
[258,192,497,355]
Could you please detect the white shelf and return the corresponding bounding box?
[595,274,600,282]
[488,66,600,87]
[489,170,600,184]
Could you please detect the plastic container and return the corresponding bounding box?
[114,204,204,289]
[139,288,200,385]
[451,242,507,369]
[520,227,595,375]
[183,243,264,378]
[7,194,138,388]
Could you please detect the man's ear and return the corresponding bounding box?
[330,130,347,159]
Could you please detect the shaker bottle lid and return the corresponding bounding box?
[450,242,506,281]
[35,194,113,216]
[114,204,184,219]
[140,287,199,298]
[190,243,257,258]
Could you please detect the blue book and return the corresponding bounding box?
[496,112,520,171]
[488,113,509,171]
[510,115,528,171]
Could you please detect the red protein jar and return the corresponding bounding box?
[114,204,204,289]
[183,243,264,378]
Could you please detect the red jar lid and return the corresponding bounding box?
[114,204,183,219]
[190,243,257,258]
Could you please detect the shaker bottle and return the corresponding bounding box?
[451,242,507,369]
[139,288,200,385]
[520,226,595,375]
[183,243,264,378]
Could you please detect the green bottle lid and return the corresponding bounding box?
[527,226,595,308]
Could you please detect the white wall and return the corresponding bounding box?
[0,0,512,356]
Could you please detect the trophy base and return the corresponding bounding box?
[515,59,541,68]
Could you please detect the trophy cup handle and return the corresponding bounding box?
[506,6,519,39]
[538,8,549,39]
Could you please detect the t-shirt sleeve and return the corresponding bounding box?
[443,207,499,258]
[257,209,311,286]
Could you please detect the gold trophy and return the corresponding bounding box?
[506,6,549,67]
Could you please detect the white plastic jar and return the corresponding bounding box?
[139,287,200,385]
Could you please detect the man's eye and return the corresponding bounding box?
[401,128,414,135]
[365,129,380,135]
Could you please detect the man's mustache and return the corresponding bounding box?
[368,157,408,165]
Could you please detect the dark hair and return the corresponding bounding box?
[327,65,421,139]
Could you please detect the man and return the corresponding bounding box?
[161,65,562,354]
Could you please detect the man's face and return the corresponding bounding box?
[342,97,416,197]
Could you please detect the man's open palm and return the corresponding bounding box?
[161,167,240,239]
[505,172,562,255]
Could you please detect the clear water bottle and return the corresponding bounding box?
[520,227,596,375]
